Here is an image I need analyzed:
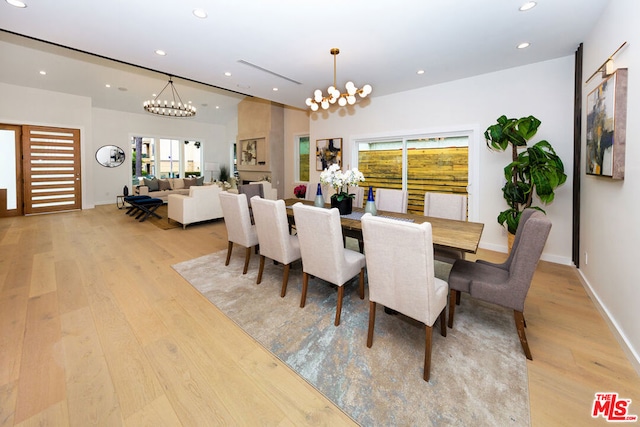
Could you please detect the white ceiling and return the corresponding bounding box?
[0,0,608,125]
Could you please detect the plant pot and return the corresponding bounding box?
[331,196,353,215]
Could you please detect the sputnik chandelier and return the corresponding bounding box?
[305,48,372,111]
[143,76,196,117]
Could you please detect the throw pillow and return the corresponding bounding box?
[144,177,159,192]
[183,178,196,189]
[171,178,184,190]
[158,179,171,191]
[196,176,204,186]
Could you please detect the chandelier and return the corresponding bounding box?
[143,76,196,117]
[305,48,372,111]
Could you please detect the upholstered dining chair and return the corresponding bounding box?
[251,197,301,297]
[361,213,448,381]
[447,209,551,360]
[292,202,366,326]
[218,192,259,274]
[305,182,329,203]
[375,188,408,213]
[423,192,468,264]
[238,183,263,208]
[348,185,365,208]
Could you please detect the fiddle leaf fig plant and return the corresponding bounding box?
[485,115,567,235]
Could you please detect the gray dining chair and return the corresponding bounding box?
[447,209,551,360]
[424,192,468,264]
[219,191,259,274]
[292,202,365,326]
[251,196,301,297]
[375,188,408,213]
[361,213,448,381]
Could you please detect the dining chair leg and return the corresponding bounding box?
[456,291,461,305]
[358,268,365,299]
[242,247,252,274]
[225,241,233,266]
[335,285,344,326]
[424,324,434,382]
[280,263,291,297]
[256,255,265,284]
[367,301,376,347]
[300,272,309,308]
[447,290,459,328]
[439,307,447,337]
[514,310,533,360]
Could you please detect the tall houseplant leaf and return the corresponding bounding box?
[486,115,567,235]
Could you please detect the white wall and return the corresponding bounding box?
[0,82,94,209]
[0,82,238,208]
[580,0,640,371]
[92,108,229,205]
[295,57,575,265]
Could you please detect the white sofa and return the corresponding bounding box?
[136,177,203,202]
[168,185,224,229]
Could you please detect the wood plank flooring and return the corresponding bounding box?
[1,205,638,426]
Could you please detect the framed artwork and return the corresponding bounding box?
[239,138,267,167]
[316,138,342,171]
[586,68,627,179]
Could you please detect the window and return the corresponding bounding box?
[357,134,469,214]
[131,136,202,185]
[295,135,310,181]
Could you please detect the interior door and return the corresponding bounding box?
[22,125,82,214]
[0,124,23,217]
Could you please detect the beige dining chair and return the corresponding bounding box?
[361,213,448,381]
[292,202,366,326]
[375,188,408,213]
[348,185,365,208]
[424,192,468,264]
[251,197,301,297]
[218,192,259,274]
[447,209,551,360]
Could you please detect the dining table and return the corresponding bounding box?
[284,198,484,254]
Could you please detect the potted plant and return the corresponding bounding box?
[319,164,365,215]
[485,115,567,240]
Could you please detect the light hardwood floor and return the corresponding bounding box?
[1,205,638,426]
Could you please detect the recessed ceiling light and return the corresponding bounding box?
[155,49,166,56]
[6,0,27,8]
[105,84,111,88]
[273,87,278,91]
[519,1,537,12]
[193,8,207,18]
[215,106,220,109]
[517,42,530,49]
[224,72,232,77]
[417,70,425,75]
[39,70,46,75]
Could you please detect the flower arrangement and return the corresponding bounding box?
[320,164,365,201]
[294,184,307,198]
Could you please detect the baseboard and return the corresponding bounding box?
[478,242,572,266]
[577,269,640,376]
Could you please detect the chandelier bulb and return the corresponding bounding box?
[305,98,312,106]
[347,95,356,105]
[338,97,347,107]
[310,103,319,112]
[321,100,329,109]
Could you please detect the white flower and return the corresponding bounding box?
[320,166,365,197]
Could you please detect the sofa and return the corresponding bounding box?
[136,176,205,202]
[167,185,224,229]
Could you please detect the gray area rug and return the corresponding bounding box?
[172,250,530,426]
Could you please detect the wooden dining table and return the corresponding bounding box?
[284,198,484,254]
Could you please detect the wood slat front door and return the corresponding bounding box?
[22,126,82,214]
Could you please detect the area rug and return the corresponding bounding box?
[172,251,530,426]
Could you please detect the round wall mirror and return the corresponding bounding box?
[96,145,125,167]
